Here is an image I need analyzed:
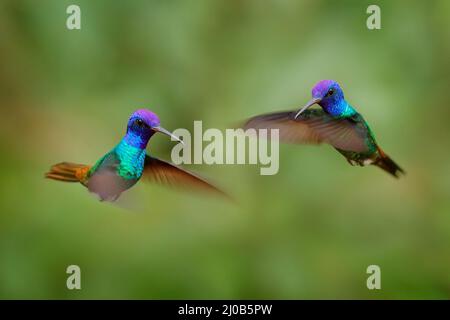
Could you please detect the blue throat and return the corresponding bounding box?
[122,130,153,149]
[321,99,357,117]
[114,132,152,179]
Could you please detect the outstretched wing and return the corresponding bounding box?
[243,109,370,152]
[142,155,229,198]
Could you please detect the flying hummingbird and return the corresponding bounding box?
[244,80,405,177]
[46,109,225,201]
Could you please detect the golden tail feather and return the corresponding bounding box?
[45,162,91,183]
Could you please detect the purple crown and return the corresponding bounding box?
[312,80,340,98]
[129,109,160,127]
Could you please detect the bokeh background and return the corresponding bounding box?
[1,0,449,299]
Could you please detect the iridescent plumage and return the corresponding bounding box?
[46,109,226,201]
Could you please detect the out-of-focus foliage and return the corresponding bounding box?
[0,0,449,299]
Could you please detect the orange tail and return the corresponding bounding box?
[375,148,405,178]
[45,162,91,183]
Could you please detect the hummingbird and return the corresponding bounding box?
[46,109,225,201]
[244,80,405,177]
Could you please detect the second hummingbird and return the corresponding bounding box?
[244,80,404,177]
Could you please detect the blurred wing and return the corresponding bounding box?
[142,155,229,198]
[243,110,322,144]
[243,109,369,152]
[307,113,369,152]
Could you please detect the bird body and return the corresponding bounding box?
[244,80,404,177]
[46,109,225,201]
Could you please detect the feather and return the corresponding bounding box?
[374,147,405,178]
[142,155,229,199]
[45,162,90,183]
[243,109,370,152]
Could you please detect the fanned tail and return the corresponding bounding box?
[45,162,91,183]
[374,148,405,178]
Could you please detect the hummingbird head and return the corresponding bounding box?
[295,80,346,118]
[125,109,183,149]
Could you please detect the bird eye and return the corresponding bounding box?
[134,119,144,127]
[327,88,334,96]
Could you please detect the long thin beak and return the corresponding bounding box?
[294,98,321,119]
[153,126,184,145]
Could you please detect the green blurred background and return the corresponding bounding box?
[1,0,449,299]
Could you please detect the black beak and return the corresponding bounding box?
[294,98,321,119]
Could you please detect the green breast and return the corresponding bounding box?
[115,140,146,180]
[89,141,146,181]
